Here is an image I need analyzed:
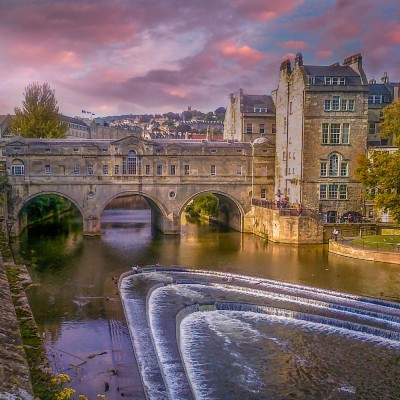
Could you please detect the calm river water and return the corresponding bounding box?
[10,207,400,399]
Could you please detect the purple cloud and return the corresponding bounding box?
[0,0,399,116]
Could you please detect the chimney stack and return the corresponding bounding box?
[381,72,389,84]
[343,53,368,84]
[295,53,303,67]
[280,59,291,75]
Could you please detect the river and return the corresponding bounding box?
[10,207,400,399]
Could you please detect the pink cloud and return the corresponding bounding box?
[316,50,333,59]
[0,0,399,117]
[233,0,304,21]
[217,40,266,65]
[278,41,308,50]
[383,25,400,44]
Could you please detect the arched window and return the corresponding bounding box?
[11,159,25,176]
[328,153,348,177]
[122,149,142,175]
[329,154,339,176]
[127,150,137,175]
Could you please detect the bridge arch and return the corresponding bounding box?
[180,190,246,232]
[11,191,84,236]
[99,190,178,234]
[99,190,168,218]
[16,191,84,219]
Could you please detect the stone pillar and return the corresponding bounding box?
[83,216,101,236]
[7,217,19,237]
[153,212,180,234]
[242,211,253,233]
[6,212,27,237]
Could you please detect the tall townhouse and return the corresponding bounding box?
[365,75,399,222]
[274,53,369,222]
[367,73,399,147]
[223,89,276,143]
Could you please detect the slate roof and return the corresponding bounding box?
[303,65,360,77]
[368,84,392,96]
[242,94,275,113]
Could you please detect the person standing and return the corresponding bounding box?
[333,228,339,241]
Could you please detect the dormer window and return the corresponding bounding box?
[368,95,383,104]
[324,77,346,85]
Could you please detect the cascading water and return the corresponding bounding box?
[120,267,400,400]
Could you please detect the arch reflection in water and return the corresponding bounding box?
[120,268,400,400]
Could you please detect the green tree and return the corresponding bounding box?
[355,151,400,222]
[10,82,68,138]
[380,98,400,145]
[192,194,219,217]
[182,111,193,121]
[214,107,226,121]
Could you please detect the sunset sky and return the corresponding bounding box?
[1,0,399,117]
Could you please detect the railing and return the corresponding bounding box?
[251,198,276,209]
[251,198,322,221]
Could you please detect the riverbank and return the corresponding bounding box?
[0,229,34,399]
[0,226,60,399]
[329,239,400,264]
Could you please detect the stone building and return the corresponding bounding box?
[273,53,369,222]
[223,89,276,143]
[91,123,142,139]
[367,73,400,147]
[62,115,91,139]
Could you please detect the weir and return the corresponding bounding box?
[120,267,400,400]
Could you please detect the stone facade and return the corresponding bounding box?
[367,74,399,147]
[62,115,91,139]
[91,123,143,140]
[252,206,324,244]
[223,89,276,143]
[2,136,274,236]
[274,53,369,222]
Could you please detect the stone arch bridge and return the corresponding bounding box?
[2,136,274,236]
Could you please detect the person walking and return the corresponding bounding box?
[333,228,339,241]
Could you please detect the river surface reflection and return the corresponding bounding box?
[10,209,400,399]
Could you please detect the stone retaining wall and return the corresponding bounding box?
[0,247,34,399]
[329,240,400,265]
[252,206,324,244]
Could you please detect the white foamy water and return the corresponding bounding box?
[180,310,400,399]
[120,269,400,400]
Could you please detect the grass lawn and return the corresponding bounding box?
[352,235,400,251]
